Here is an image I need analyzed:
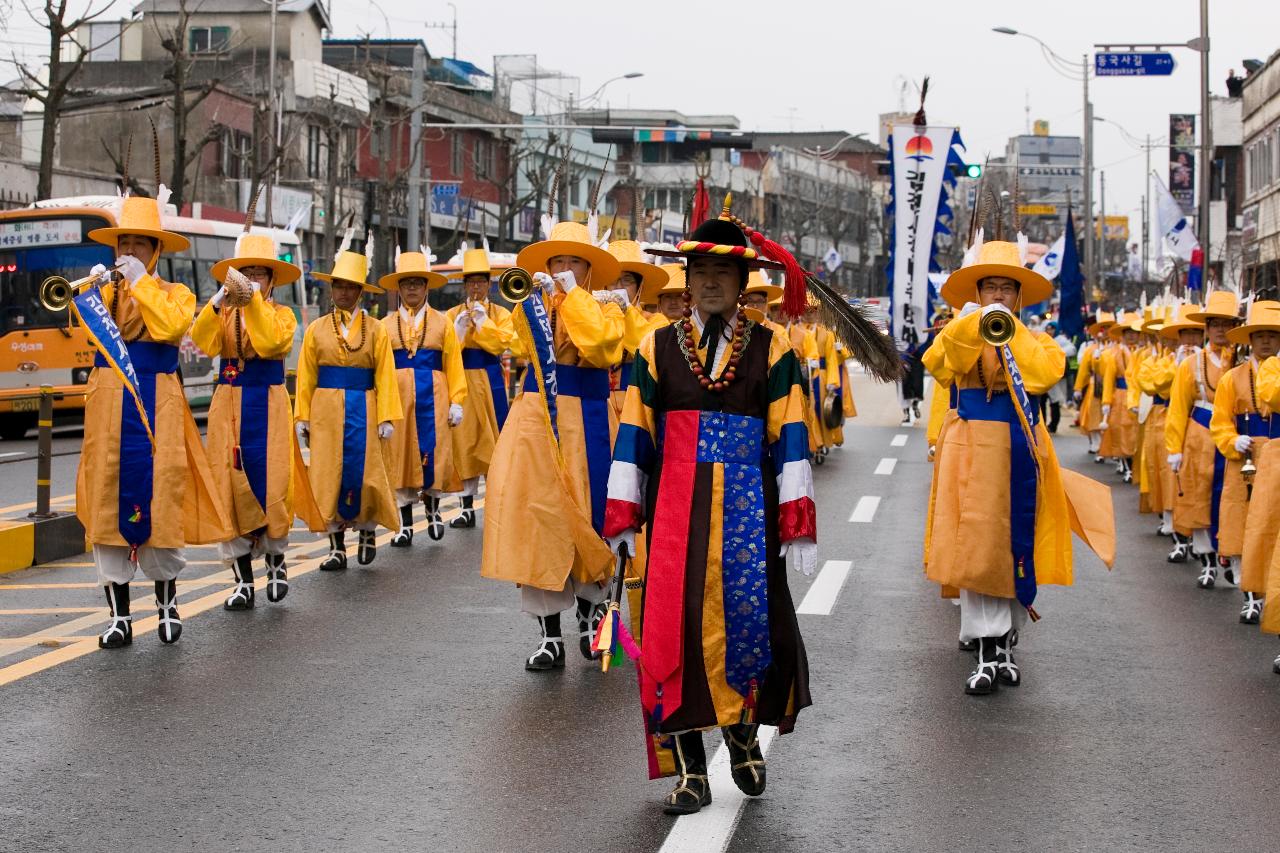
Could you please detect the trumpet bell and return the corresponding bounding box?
[979,309,1016,347]
[39,276,73,312]
[498,267,535,303]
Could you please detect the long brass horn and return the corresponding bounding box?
[498,267,535,303]
[979,309,1016,346]
[39,264,122,312]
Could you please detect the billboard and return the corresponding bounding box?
[1169,114,1196,213]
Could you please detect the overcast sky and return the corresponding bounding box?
[5,0,1273,249]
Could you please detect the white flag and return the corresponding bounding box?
[1153,172,1198,262]
[823,246,843,272]
[1032,233,1066,281]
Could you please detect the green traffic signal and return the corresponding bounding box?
[965,164,983,179]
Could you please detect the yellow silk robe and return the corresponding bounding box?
[1253,357,1280,633]
[1074,341,1106,433]
[1209,361,1271,565]
[445,301,515,481]
[1165,345,1234,534]
[1100,344,1138,458]
[1137,348,1176,515]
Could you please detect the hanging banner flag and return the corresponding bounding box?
[512,289,560,441]
[1168,114,1196,213]
[70,282,155,447]
[886,125,965,349]
[1153,172,1199,262]
[1033,232,1067,281]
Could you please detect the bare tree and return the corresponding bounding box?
[14,0,116,199]
[471,130,560,252]
[153,0,222,209]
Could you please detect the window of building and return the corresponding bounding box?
[189,26,231,54]
[219,128,252,180]
[307,125,326,179]
[570,176,581,207]
[474,138,488,178]
[343,128,358,181]
[451,134,464,177]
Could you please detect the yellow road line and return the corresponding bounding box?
[0,493,74,516]
[49,560,226,569]
[0,608,100,615]
[0,636,95,645]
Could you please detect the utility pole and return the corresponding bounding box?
[265,0,278,226]
[406,42,425,252]
[1082,53,1094,301]
[1099,171,1107,294]
[426,4,458,60]
[1197,0,1212,285]
[1143,133,1151,286]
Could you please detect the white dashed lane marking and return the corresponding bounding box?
[891,434,908,447]
[797,560,853,616]
[848,496,880,523]
[874,457,897,476]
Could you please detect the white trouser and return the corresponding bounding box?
[218,534,288,561]
[94,544,184,586]
[397,487,448,506]
[459,477,480,497]
[325,520,379,533]
[521,578,606,618]
[1192,528,1213,555]
[1087,431,1100,449]
[1161,510,1173,530]
[958,589,1027,642]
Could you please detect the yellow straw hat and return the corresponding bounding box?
[210,233,301,286]
[313,250,383,293]
[1109,311,1144,340]
[444,247,494,280]
[88,195,190,254]
[1160,303,1205,340]
[378,249,447,292]
[516,221,621,287]
[656,264,686,295]
[1186,290,1241,323]
[1086,311,1116,336]
[608,240,669,301]
[1141,304,1173,333]
[941,240,1053,309]
[744,270,784,302]
[1227,300,1280,346]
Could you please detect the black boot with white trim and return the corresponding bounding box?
[1222,558,1238,586]
[1168,533,1191,563]
[424,494,445,541]
[223,553,255,611]
[319,532,347,571]
[723,723,766,796]
[390,504,413,547]
[155,579,182,644]
[1196,552,1218,589]
[525,614,565,671]
[1240,592,1263,625]
[357,529,377,565]
[964,637,1000,695]
[575,596,605,660]
[450,495,476,529]
[995,630,1021,687]
[663,731,711,815]
[98,583,132,649]
[265,552,288,602]
[1274,649,1280,675]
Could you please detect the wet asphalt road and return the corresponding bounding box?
[1,419,1279,853]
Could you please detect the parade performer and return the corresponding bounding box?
[804,304,842,452]
[1100,312,1142,482]
[1254,351,1280,672]
[605,240,669,433]
[380,248,467,545]
[1211,301,1280,624]
[295,232,401,571]
[605,204,815,814]
[1165,290,1238,581]
[923,238,1114,695]
[78,190,229,648]
[192,210,318,610]
[1042,321,1075,434]
[653,265,687,324]
[1138,306,1181,536]
[446,247,515,529]
[480,219,625,670]
[1074,311,1114,457]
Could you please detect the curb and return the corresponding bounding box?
[0,513,86,575]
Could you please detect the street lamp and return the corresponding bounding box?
[994,26,1094,299]
[579,72,644,107]
[803,132,869,160]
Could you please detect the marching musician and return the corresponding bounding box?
[1138,306,1181,538]
[1100,312,1142,482]
[380,249,467,546]
[79,191,228,648]
[654,265,688,325]
[1254,349,1280,672]
[1073,312,1114,458]
[605,240,669,434]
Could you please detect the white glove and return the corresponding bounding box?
[1234,435,1253,454]
[807,358,820,373]
[781,537,818,577]
[1102,405,1112,419]
[210,286,228,308]
[90,263,108,278]
[115,254,148,285]
[606,529,636,558]
[533,271,556,294]
[448,403,463,427]
[1073,390,1083,404]
[377,421,394,440]
[982,302,1013,318]
[1168,452,1183,473]
[553,270,578,293]
[250,280,261,294]
[825,383,839,393]
[470,302,488,325]
[959,301,981,318]
[295,420,309,446]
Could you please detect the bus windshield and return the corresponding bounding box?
[0,242,113,334]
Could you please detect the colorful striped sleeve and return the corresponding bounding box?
[603,331,661,537]
[764,327,816,543]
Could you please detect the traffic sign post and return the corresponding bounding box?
[1095,51,1176,77]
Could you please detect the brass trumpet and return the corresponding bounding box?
[498,266,535,303]
[1242,449,1257,500]
[979,308,1016,346]
[39,264,123,312]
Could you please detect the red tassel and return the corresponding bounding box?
[691,178,710,229]
[1026,605,1041,622]
[745,228,808,319]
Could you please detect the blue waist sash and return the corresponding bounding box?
[394,348,442,488]
[1237,412,1280,440]
[523,363,610,531]
[1115,377,1128,391]
[394,348,443,372]
[1189,406,1227,549]
[93,342,179,548]
[217,358,284,386]
[618,358,634,391]
[316,365,375,520]
[217,359,284,518]
[464,348,508,429]
[1191,406,1213,430]
[956,388,1038,607]
[1153,395,1170,407]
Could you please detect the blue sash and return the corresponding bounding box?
[523,362,611,532]
[811,374,823,423]
[462,347,509,429]
[618,357,634,392]
[95,342,179,548]
[1191,406,1226,549]
[1115,377,1128,391]
[317,365,375,521]
[1237,412,1280,439]
[217,358,285,515]
[395,348,443,490]
[1153,395,1170,407]
[956,388,1039,608]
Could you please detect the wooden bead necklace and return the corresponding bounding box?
[397,305,427,356]
[331,307,367,354]
[675,290,752,391]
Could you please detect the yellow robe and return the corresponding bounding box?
[1074,341,1106,433]
[445,301,515,482]
[1165,345,1234,535]
[836,341,857,419]
[295,309,401,530]
[922,311,1113,598]
[76,273,229,549]
[788,324,822,453]
[1209,361,1270,563]
[1100,344,1139,458]
[383,306,468,495]
[810,324,842,447]
[610,304,667,442]
[1253,357,1280,633]
[191,292,320,538]
[1137,348,1176,514]
[481,286,624,591]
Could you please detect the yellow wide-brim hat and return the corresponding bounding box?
[445,247,497,280]
[88,195,190,255]
[1109,311,1145,339]
[1227,300,1280,345]
[1160,303,1205,340]
[210,233,301,286]
[313,250,384,293]
[378,251,447,291]
[1186,290,1241,323]
[744,270,784,302]
[940,240,1053,310]
[609,240,669,301]
[656,264,686,295]
[1086,311,1116,336]
[516,221,621,288]
[1142,305,1173,333]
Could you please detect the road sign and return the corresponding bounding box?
[1095,52,1176,77]
[1018,204,1057,217]
[432,184,459,197]
[1018,165,1083,178]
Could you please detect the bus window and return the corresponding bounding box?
[0,243,113,333]
[194,258,215,295]
[166,257,198,293]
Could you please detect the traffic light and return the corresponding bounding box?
[279,252,293,263]
[965,163,982,179]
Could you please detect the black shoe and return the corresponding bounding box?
[357,530,376,565]
[98,583,133,649]
[525,614,565,671]
[450,495,476,529]
[223,553,255,611]
[1273,652,1280,675]
[1196,553,1217,589]
[265,553,288,602]
[958,638,977,652]
[1241,593,1263,625]
[663,731,711,815]
[320,532,347,571]
[156,580,182,644]
[1222,559,1238,586]
[425,495,445,541]
[1168,533,1190,563]
[723,724,766,796]
[965,637,999,695]
[390,504,413,547]
[576,597,605,660]
[995,631,1021,687]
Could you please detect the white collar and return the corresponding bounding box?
[399,302,427,326]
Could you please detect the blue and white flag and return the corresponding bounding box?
[1033,233,1066,281]
[71,283,155,447]
[515,290,559,441]
[1154,172,1199,262]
